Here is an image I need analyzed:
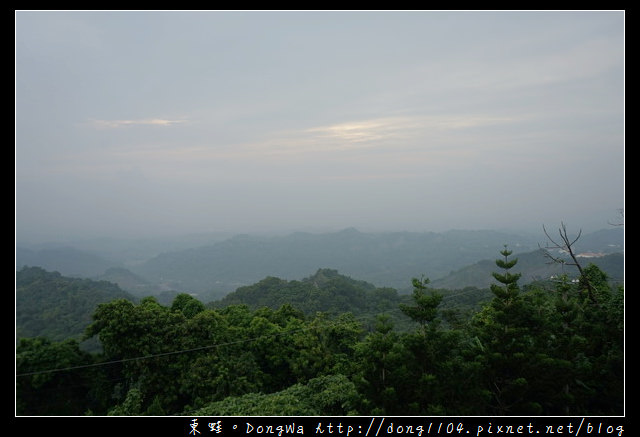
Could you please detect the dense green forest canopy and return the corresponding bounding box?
[210,269,412,328]
[15,265,495,345]
[16,266,136,343]
[16,245,624,416]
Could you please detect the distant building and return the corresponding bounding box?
[576,252,606,258]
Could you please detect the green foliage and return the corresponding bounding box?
[468,249,624,415]
[353,314,405,414]
[16,266,136,344]
[213,269,400,317]
[212,269,408,331]
[108,387,144,415]
[399,277,443,332]
[490,246,522,304]
[16,253,623,416]
[16,337,97,415]
[171,293,206,318]
[192,374,359,416]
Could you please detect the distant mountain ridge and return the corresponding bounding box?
[131,227,622,295]
[16,246,118,278]
[129,228,540,294]
[431,249,624,290]
[16,227,623,299]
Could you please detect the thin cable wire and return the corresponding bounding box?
[16,286,491,378]
[15,314,365,378]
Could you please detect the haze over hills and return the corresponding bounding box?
[15,226,625,416]
[15,246,119,278]
[16,227,623,302]
[129,227,624,296]
[430,249,624,290]
[121,227,544,297]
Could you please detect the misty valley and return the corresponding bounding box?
[15,227,624,416]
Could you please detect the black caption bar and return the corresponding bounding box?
[184,417,626,437]
[12,415,626,436]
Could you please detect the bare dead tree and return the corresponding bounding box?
[541,222,596,304]
[608,208,624,227]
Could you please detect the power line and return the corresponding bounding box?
[15,315,363,378]
[16,286,494,378]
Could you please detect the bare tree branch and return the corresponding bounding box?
[541,222,596,303]
[608,208,624,227]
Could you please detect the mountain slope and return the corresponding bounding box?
[132,228,545,294]
[212,268,402,316]
[16,246,118,278]
[431,249,624,290]
[16,266,136,343]
[96,267,168,296]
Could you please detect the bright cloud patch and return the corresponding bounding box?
[88,118,187,129]
[266,114,518,154]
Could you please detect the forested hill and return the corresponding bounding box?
[16,266,136,343]
[209,268,495,331]
[211,268,404,318]
[14,266,405,348]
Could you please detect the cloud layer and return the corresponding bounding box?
[15,11,624,240]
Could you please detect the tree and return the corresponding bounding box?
[16,338,97,415]
[170,293,206,318]
[354,314,406,414]
[399,276,443,333]
[472,246,544,415]
[492,246,521,293]
[177,308,263,409]
[289,311,362,383]
[569,264,624,414]
[191,374,360,416]
[391,277,467,415]
[108,387,144,415]
[84,297,188,414]
[542,223,596,303]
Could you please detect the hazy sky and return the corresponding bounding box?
[15,11,624,242]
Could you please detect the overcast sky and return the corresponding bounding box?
[15,11,624,242]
